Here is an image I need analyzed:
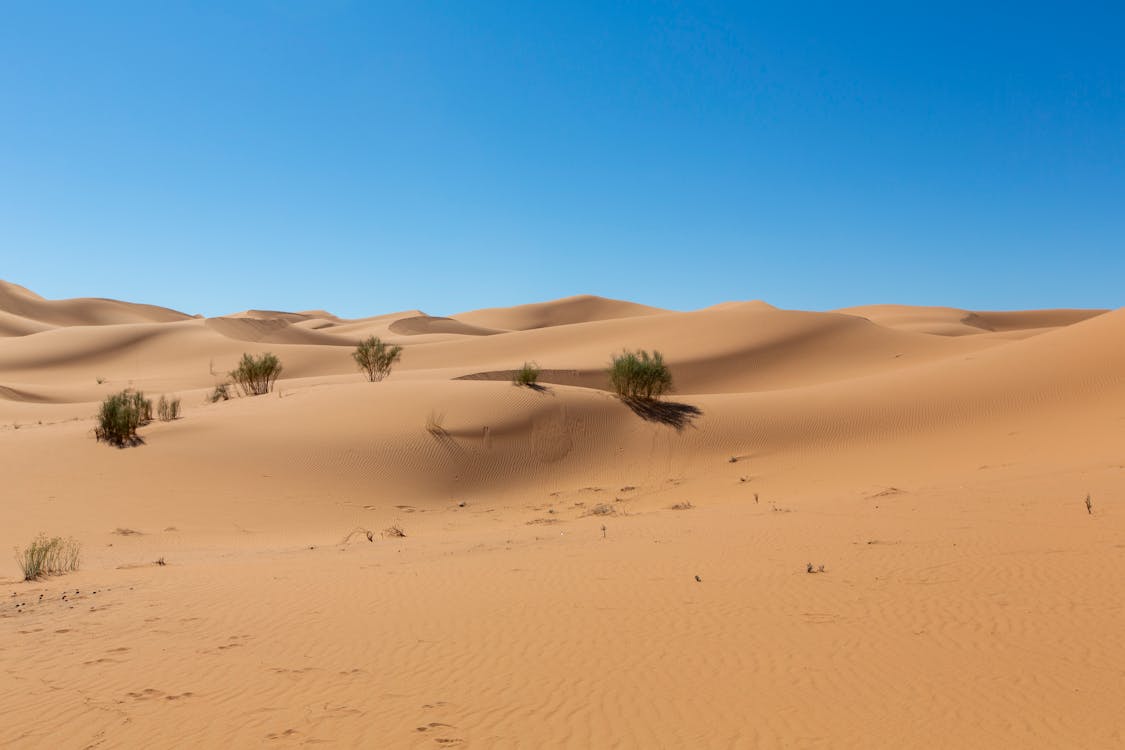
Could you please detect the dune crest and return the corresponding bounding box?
[454,293,668,331]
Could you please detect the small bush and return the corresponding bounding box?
[229,352,282,396]
[95,390,151,446]
[608,349,672,400]
[353,336,403,382]
[16,534,81,581]
[208,382,231,403]
[513,361,541,387]
[157,394,181,421]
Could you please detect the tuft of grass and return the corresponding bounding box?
[512,361,541,387]
[353,336,403,382]
[208,382,231,403]
[1085,493,1093,515]
[96,376,106,385]
[425,410,447,436]
[15,534,81,581]
[669,501,694,511]
[229,352,282,396]
[157,394,181,422]
[95,390,151,446]
[608,349,672,400]
[383,524,406,538]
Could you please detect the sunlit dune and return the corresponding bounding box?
[2,281,1122,748]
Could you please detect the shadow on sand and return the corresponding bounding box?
[621,397,702,430]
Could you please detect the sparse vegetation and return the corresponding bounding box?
[342,527,376,544]
[513,361,541,387]
[1085,493,1093,515]
[425,410,447,436]
[208,382,232,403]
[15,534,81,581]
[96,376,106,384]
[608,349,672,400]
[806,563,827,574]
[95,389,152,446]
[383,524,406,538]
[353,336,403,382]
[229,352,282,396]
[157,394,181,421]
[670,501,694,510]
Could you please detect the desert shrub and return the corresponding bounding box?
[229,352,282,396]
[608,349,672,400]
[16,534,81,581]
[513,361,541,387]
[157,394,181,421]
[209,382,231,403]
[95,389,151,445]
[353,336,403,382]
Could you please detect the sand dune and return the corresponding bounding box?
[0,280,193,328]
[454,293,667,331]
[2,281,1122,749]
[838,303,1107,337]
[388,314,504,337]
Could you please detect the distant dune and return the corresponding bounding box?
[2,280,1122,749]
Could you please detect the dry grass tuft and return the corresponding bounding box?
[15,534,81,581]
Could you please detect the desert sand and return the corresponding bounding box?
[1,278,1123,748]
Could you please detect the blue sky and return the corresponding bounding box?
[1,2,1121,317]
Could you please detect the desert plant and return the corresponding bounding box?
[208,382,231,403]
[353,336,403,382]
[608,349,672,400]
[513,361,541,387]
[425,410,446,436]
[229,352,282,396]
[157,394,181,421]
[15,534,81,581]
[383,524,406,538]
[95,389,151,446]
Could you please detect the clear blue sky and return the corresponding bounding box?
[2,2,1122,317]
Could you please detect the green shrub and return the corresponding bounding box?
[353,336,403,382]
[157,394,181,421]
[229,352,282,396]
[513,361,541,387]
[608,349,672,400]
[16,534,81,581]
[95,389,151,445]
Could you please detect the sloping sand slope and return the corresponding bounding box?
[837,303,1107,337]
[454,293,667,331]
[1,282,1122,749]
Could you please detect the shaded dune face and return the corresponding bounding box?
[2,280,1123,750]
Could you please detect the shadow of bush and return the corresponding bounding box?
[621,397,702,430]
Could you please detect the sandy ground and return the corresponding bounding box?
[1,278,1123,748]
